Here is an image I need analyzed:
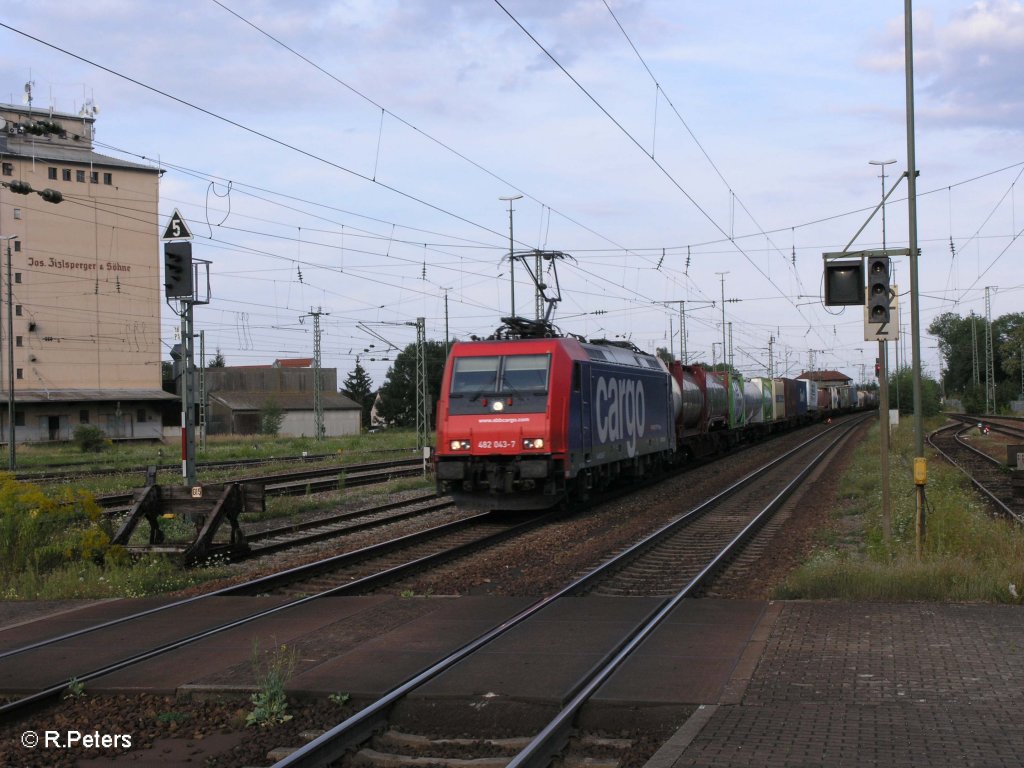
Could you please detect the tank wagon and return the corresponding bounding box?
[435,335,872,510]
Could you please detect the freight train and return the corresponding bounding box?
[433,333,873,510]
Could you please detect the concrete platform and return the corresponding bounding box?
[645,602,1024,768]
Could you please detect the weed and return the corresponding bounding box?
[329,692,350,706]
[156,711,191,724]
[64,678,86,699]
[246,640,298,727]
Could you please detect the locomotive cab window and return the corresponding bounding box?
[451,356,499,395]
[500,354,549,393]
[448,353,550,414]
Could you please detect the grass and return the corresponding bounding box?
[1,431,432,599]
[775,416,1024,603]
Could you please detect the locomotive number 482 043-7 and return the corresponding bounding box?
[477,440,516,449]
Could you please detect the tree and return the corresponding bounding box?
[209,348,227,368]
[930,310,1024,408]
[655,347,675,365]
[259,396,283,436]
[993,312,1024,393]
[929,312,977,395]
[888,368,942,416]
[375,340,448,428]
[342,358,374,429]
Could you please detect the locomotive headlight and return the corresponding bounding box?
[449,439,470,451]
[491,400,504,412]
[523,438,545,449]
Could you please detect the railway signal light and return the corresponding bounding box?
[824,260,864,306]
[164,241,194,298]
[867,257,891,324]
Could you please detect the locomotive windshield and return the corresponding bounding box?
[500,354,549,393]
[450,356,499,394]
[450,354,550,401]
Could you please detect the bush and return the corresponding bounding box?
[0,474,108,580]
[73,424,107,453]
[259,398,283,436]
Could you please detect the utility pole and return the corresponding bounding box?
[302,307,328,440]
[406,317,429,471]
[199,330,207,452]
[903,0,926,558]
[715,273,740,372]
[534,250,543,321]
[665,300,713,365]
[499,195,522,318]
[2,179,63,469]
[971,311,979,387]
[717,272,728,371]
[985,288,996,414]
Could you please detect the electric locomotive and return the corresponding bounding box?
[434,333,677,510]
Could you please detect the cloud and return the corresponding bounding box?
[921,0,1024,130]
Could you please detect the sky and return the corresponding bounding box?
[1,0,1022,393]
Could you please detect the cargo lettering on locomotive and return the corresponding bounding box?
[594,375,646,457]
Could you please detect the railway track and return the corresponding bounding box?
[16,449,405,485]
[94,456,422,513]
[226,511,551,596]
[579,425,854,597]
[269,416,866,768]
[928,421,1023,524]
[241,492,452,559]
[0,417,863,767]
[0,501,553,722]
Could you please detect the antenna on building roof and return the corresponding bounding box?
[23,80,34,108]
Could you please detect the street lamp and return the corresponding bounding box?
[1,235,17,471]
[499,195,522,318]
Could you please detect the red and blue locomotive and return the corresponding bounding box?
[434,328,871,510]
[434,333,676,510]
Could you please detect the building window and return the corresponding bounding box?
[48,167,57,180]
[79,410,89,424]
[15,336,21,347]
[103,172,112,185]
[1,163,12,176]
[14,411,24,427]
[13,242,20,253]
[13,208,21,220]
[16,369,22,380]
[62,169,71,181]
[76,170,85,182]
[136,409,147,423]
[15,306,21,316]
[14,272,20,283]
[90,171,98,184]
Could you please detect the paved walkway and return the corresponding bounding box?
[646,602,1024,768]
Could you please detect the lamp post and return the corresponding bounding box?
[1,235,17,471]
[499,195,522,318]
